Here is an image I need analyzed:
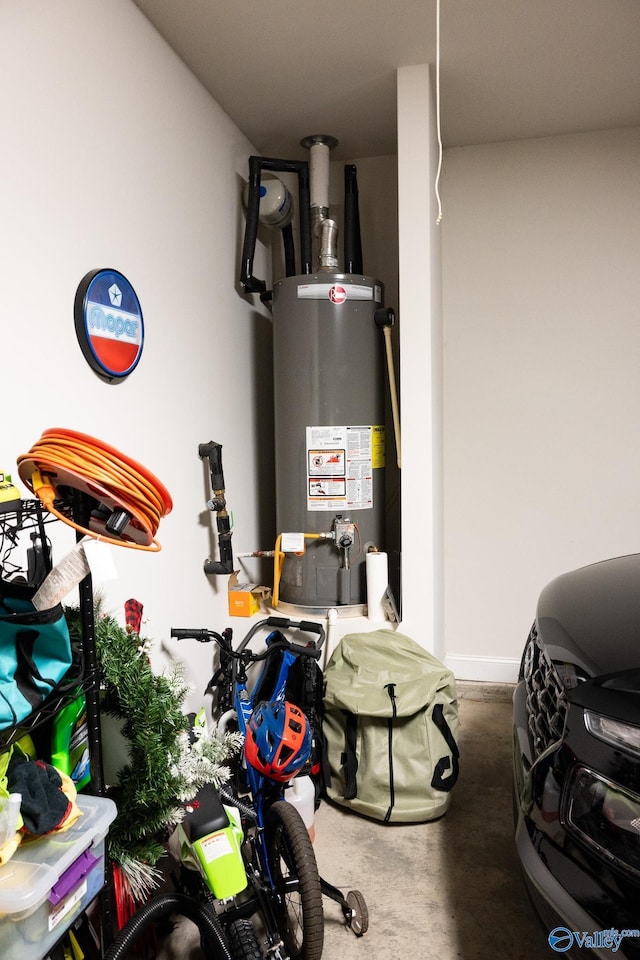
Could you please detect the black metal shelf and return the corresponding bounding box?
[0,495,113,946]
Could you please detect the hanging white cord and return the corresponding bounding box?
[435,0,444,225]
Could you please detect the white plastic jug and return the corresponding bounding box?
[285,775,316,842]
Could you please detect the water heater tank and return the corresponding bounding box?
[272,273,386,609]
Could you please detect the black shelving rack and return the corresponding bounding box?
[0,498,105,784]
[0,495,113,950]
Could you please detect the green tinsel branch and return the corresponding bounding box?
[65,602,242,888]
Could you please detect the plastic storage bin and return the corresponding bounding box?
[0,794,117,960]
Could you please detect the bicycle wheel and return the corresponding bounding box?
[265,800,324,960]
[345,889,369,936]
[227,918,265,960]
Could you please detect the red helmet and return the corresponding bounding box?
[244,700,312,782]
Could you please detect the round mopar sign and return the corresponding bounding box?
[75,268,144,382]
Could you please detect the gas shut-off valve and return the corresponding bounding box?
[334,515,355,565]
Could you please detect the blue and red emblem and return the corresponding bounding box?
[75,269,144,382]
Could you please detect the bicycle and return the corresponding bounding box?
[103,734,273,960]
[170,615,369,960]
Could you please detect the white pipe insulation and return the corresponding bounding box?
[308,139,331,216]
[301,134,339,269]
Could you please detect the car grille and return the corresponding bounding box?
[523,624,568,759]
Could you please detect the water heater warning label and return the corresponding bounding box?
[306,425,381,511]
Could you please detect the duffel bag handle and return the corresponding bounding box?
[430,702,460,792]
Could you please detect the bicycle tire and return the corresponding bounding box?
[265,799,324,960]
[227,919,265,960]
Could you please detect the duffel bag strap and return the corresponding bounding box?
[342,711,359,800]
[430,701,460,792]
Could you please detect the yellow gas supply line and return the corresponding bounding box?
[272,532,323,608]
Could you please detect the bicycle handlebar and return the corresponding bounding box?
[275,640,322,661]
[261,616,323,636]
[170,625,323,661]
[237,616,325,652]
[170,627,214,642]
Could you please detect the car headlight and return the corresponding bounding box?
[584,709,640,755]
[565,766,640,878]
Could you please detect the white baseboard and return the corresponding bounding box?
[445,654,520,684]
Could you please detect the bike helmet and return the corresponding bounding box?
[244,700,312,782]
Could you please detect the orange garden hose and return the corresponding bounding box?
[17,428,172,551]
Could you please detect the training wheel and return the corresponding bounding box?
[346,889,369,936]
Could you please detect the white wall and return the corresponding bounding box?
[0,0,272,705]
[442,127,640,680]
[397,64,444,656]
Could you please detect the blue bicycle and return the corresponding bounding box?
[171,616,368,960]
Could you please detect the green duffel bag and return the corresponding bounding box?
[322,629,459,823]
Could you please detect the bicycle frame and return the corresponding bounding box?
[170,615,369,954]
[173,617,324,886]
[225,618,324,886]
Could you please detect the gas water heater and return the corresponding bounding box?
[241,136,390,611]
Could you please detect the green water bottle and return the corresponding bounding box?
[51,691,91,790]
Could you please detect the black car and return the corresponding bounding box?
[513,553,640,959]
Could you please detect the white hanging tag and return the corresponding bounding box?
[81,537,119,584]
[32,542,91,610]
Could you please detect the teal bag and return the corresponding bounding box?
[0,580,73,730]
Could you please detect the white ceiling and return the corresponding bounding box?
[133,0,640,160]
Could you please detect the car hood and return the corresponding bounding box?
[536,553,640,723]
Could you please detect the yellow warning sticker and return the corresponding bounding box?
[372,425,385,469]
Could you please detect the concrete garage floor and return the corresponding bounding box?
[314,688,552,960]
[159,689,553,960]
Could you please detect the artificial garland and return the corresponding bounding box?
[65,601,242,904]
